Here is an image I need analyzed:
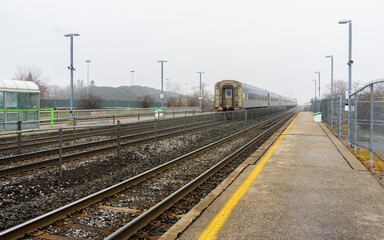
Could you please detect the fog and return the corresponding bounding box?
[1,0,383,104]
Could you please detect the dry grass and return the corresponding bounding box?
[349,148,384,179]
[342,122,348,132]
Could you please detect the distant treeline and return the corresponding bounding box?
[41,99,161,109]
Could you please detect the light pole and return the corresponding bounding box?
[312,79,317,100]
[315,71,320,98]
[339,19,353,145]
[197,72,204,111]
[85,60,91,99]
[326,55,334,130]
[157,60,167,108]
[131,70,135,86]
[64,33,80,118]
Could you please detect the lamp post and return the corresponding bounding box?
[326,55,334,130]
[339,19,353,145]
[85,60,91,99]
[312,79,317,100]
[64,33,80,118]
[157,60,167,108]
[197,72,204,111]
[315,71,320,98]
[131,70,135,86]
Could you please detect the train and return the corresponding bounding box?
[214,80,297,111]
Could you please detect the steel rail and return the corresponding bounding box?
[0,120,218,176]
[105,111,297,239]
[0,115,213,152]
[0,111,292,240]
[0,119,217,165]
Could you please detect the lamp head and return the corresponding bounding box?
[64,33,80,37]
[85,60,91,63]
[325,55,333,58]
[338,20,351,24]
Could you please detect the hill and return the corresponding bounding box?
[74,85,180,101]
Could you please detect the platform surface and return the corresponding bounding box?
[178,112,384,240]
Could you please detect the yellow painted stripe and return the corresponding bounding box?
[198,112,301,240]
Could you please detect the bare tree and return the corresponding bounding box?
[138,95,153,108]
[187,82,213,108]
[322,79,362,99]
[166,95,185,107]
[167,80,183,94]
[76,79,85,90]
[13,65,49,98]
[46,85,66,99]
[78,94,103,109]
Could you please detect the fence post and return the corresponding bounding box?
[58,128,63,177]
[338,95,342,139]
[50,108,54,127]
[330,98,334,132]
[17,120,22,150]
[224,112,226,124]
[354,93,358,153]
[200,113,203,133]
[370,84,374,169]
[154,119,158,148]
[138,113,140,122]
[117,120,121,159]
[113,115,115,125]
[183,115,186,145]
[245,110,247,122]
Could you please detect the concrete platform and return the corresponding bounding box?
[167,112,384,239]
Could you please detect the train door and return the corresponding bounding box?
[222,86,234,110]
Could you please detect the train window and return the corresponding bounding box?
[225,89,232,98]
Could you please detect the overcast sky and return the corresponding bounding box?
[1,0,384,104]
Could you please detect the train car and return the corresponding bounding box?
[214,80,296,111]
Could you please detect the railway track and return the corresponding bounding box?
[0,109,297,239]
[0,118,218,177]
[0,114,214,153]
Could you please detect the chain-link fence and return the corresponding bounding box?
[312,78,384,166]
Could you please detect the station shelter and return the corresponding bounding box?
[0,79,40,130]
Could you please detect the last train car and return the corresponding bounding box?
[215,80,269,111]
[214,80,296,111]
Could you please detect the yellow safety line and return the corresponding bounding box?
[198,112,301,240]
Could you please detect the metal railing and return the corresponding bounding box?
[312,78,384,167]
[0,106,289,177]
